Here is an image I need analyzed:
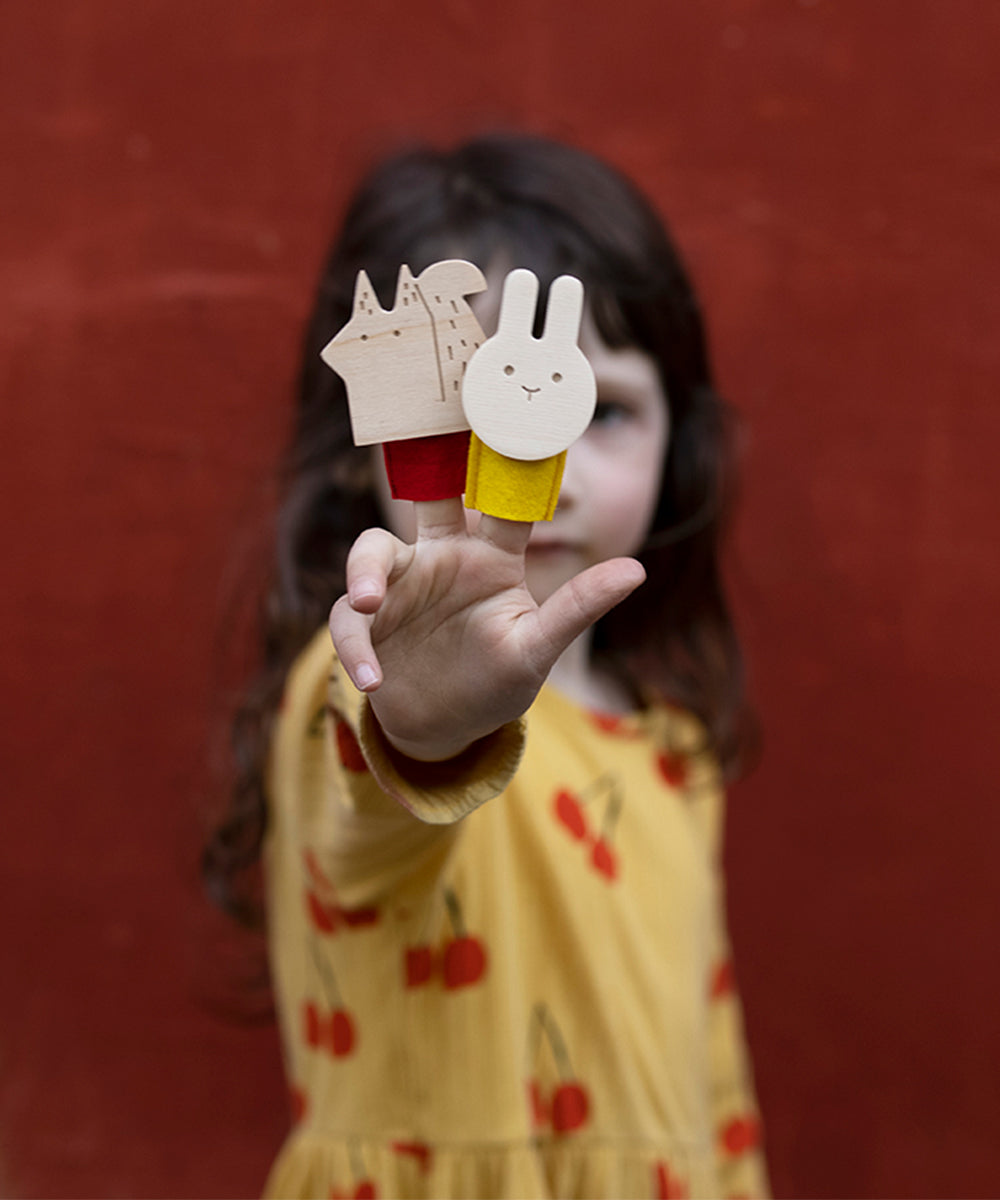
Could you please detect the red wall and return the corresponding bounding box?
[2,1,998,1195]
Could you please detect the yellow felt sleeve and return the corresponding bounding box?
[464,435,565,522]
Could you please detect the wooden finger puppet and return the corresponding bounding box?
[461,269,596,522]
[320,259,487,501]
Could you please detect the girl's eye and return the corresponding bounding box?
[591,400,630,426]
[504,365,515,376]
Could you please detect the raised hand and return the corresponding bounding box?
[329,499,645,764]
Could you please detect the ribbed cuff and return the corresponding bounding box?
[357,699,527,825]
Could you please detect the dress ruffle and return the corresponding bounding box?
[263,1129,717,1199]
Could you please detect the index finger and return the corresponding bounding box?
[345,527,411,613]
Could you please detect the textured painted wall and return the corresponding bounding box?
[2,1,998,1195]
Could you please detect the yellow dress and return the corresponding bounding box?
[263,629,769,1199]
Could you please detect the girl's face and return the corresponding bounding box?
[373,284,670,605]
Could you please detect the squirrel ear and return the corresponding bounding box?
[496,268,539,340]
[541,275,584,346]
[352,269,375,316]
[392,263,416,310]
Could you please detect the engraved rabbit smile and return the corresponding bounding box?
[463,268,596,462]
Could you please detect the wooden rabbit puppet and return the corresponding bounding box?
[462,269,596,522]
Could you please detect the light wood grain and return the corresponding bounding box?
[461,269,596,462]
[320,260,487,445]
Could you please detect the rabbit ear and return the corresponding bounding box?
[541,275,584,346]
[496,268,540,340]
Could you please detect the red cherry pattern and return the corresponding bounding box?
[405,945,435,987]
[306,888,338,933]
[656,749,689,788]
[303,999,356,1058]
[329,1184,377,1200]
[304,998,323,1046]
[305,705,370,774]
[329,1145,377,1197]
[334,717,369,773]
[591,712,621,733]
[304,849,380,935]
[550,1081,589,1132]
[289,1084,308,1124]
[299,709,715,1186]
[305,888,378,934]
[443,936,487,990]
[392,1141,433,1174]
[720,1113,762,1156]
[341,905,379,928]
[589,837,618,882]
[524,1004,591,1136]
[525,1076,591,1136]
[710,958,735,999]
[586,709,645,738]
[527,1078,549,1129]
[405,888,488,991]
[552,785,621,883]
[404,940,489,990]
[653,1161,689,1199]
[554,789,588,840]
[304,848,328,887]
[329,1008,355,1056]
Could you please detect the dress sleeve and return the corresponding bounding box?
[266,627,525,910]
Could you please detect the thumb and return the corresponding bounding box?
[529,558,646,668]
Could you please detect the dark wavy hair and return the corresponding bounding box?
[204,133,756,928]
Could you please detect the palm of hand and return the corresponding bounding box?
[330,499,645,763]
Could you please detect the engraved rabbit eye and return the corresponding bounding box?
[504,365,515,376]
[393,329,401,337]
[552,372,563,383]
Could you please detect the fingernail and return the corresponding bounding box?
[355,664,378,691]
[350,580,380,606]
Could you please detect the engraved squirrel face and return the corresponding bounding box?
[319,260,486,444]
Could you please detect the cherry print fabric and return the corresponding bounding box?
[263,629,769,1199]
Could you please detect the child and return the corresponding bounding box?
[205,133,769,1199]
